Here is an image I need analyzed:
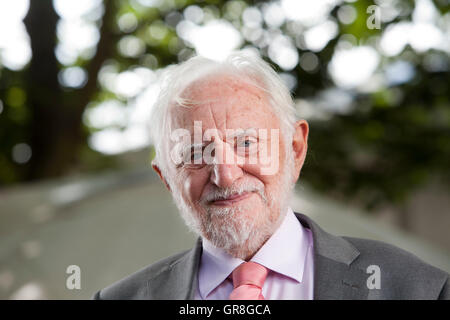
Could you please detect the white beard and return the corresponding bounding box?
[170,153,295,260]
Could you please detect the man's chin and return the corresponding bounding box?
[202,217,273,259]
[180,198,286,257]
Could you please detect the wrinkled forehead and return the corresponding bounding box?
[168,74,278,133]
[179,73,266,103]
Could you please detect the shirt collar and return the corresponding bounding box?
[198,207,311,299]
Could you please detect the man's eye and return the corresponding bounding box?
[237,139,254,148]
[181,146,205,165]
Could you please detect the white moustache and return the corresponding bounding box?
[201,183,266,204]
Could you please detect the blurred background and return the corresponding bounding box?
[0,0,449,299]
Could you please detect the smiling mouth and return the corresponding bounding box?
[209,192,253,206]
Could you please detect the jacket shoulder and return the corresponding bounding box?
[92,249,191,300]
[343,236,450,299]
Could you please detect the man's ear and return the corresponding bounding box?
[151,161,171,192]
[292,119,309,182]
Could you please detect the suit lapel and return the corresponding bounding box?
[146,238,202,299]
[294,212,370,300]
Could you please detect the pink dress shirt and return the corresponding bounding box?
[195,207,315,300]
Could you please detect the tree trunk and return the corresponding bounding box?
[23,0,116,180]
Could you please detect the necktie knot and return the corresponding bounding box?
[229,262,268,300]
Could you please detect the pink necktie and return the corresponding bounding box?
[228,262,269,300]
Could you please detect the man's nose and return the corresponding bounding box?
[209,141,243,188]
[210,163,243,188]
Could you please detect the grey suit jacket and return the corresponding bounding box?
[93,212,450,299]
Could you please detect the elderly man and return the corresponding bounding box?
[93,52,449,300]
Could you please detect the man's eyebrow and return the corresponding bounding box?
[226,128,258,139]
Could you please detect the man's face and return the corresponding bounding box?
[157,75,306,259]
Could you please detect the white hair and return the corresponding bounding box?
[149,50,298,180]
